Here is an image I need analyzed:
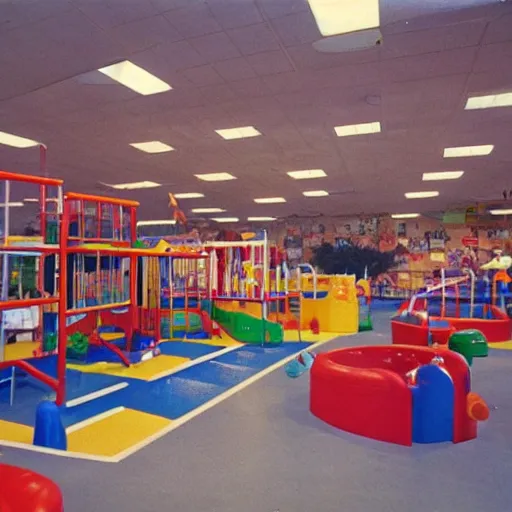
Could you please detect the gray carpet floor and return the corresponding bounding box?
[2,307,512,512]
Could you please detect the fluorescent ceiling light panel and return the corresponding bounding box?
[254,197,286,204]
[195,173,236,182]
[215,127,261,140]
[308,0,380,37]
[443,145,494,158]
[303,190,329,197]
[212,217,239,223]
[98,60,171,96]
[0,131,39,148]
[334,121,381,137]
[391,213,420,219]
[137,220,176,226]
[104,181,161,190]
[405,191,439,199]
[173,193,204,199]
[0,202,24,207]
[130,141,174,153]
[465,92,512,110]
[490,209,512,215]
[191,208,225,213]
[248,217,277,221]
[287,169,327,180]
[23,198,39,203]
[422,171,464,181]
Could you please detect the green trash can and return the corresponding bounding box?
[448,329,488,366]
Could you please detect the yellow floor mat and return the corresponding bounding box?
[99,333,126,341]
[489,341,512,350]
[186,334,242,347]
[0,419,34,444]
[4,341,39,361]
[284,330,343,343]
[67,408,171,457]
[67,355,190,381]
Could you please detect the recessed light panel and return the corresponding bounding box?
[137,220,176,226]
[308,0,379,37]
[405,191,439,199]
[334,121,381,137]
[303,190,329,197]
[490,209,512,215]
[287,169,327,180]
[191,208,225,213]
[195,173,237,182]
[215,127,261,140]
[248,217,277,221]
[98,60,172,96]
[173,193,205,199]
[254,197,286,204]
[212,217,239,223]
[130,141,174,153]
[422,171,464,181]
[391,213,420,219]
[0,131,39,148]
[0,202,24,207]
[465,92,512,110]
[104,181,161,190]
[23,198,39,203]
[443,145,494,158]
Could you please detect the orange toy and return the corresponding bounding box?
[467,392,490,422]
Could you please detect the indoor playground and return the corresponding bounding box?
[1,3,512,510]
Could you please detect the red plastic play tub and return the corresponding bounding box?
[310,345,477,446]
[0,464,63,511]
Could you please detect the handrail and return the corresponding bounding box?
[298,263,317,299]
[0,170,63,186]
[0,360,58,392]
[65,192,139,207]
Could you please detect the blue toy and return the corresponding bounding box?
[33,401,67,450]
[285,351,316,378]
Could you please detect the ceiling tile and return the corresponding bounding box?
[189,31,241,62]
[270,11,321,47]
[258,0,309,20]
[71,0,159,29]
[227,23,281,56]
[473,40,512,72]
[214,57,257,81]
[382,19,487,59]
[207,0,263,29]
[181,65,224,86]
[246,50,294,76]
[150,40,206,70]
[164,3,222,38]
[482,13,512,45]
[109,15,183,52]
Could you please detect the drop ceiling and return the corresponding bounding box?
[0,0,511,223]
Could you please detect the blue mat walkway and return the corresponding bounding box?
[0,342,312,429]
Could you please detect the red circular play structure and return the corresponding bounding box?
[310,345,488,446]
[392,299,512,345]
[0,464,63,511]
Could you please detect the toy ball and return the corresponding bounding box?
[153,347,161,357]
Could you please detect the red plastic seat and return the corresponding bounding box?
[0,463,63,511]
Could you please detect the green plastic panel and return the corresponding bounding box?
[211,304,283,344]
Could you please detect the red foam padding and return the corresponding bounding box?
[310,345,477,446]
[310,350,413,446]
[0,464,63,511]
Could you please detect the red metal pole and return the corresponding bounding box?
[56,200,69,405]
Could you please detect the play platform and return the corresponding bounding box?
[0,332,341,462]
